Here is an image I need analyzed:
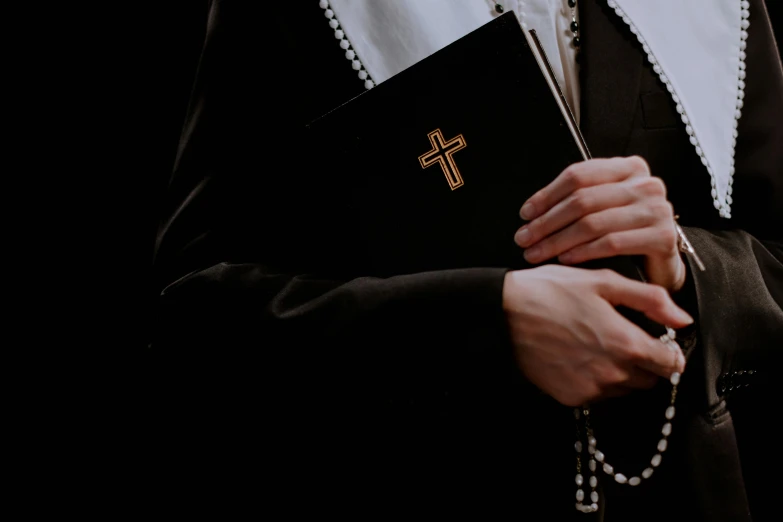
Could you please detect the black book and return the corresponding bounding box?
[307,12,663,335]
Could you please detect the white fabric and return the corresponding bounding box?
[328,0,581,121]
[611,0,742,216]
[325,0,744,217]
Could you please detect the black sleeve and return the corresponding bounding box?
[150,1,517,405]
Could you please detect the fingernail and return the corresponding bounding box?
[524,245,541,263]
[514,227,531,246]
[520,202,535,220]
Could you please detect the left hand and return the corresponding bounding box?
[514,156,686,292]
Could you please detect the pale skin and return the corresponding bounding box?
[502,156,691,407]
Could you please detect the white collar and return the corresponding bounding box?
[610,0,746,218]
[323,0,747,218]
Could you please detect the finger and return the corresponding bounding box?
[633,335,686,378]
[524,206,655,264]
[604,313,685,379]
[514,182,638,248]
[558,227,673,265]
[519,156,650,220]
[596,270,694,328]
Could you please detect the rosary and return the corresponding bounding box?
[572,328,685,514]
[488,2,690,514]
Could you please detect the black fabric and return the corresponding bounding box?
[149,1,782,520]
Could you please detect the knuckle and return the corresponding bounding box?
[648,286,670,310]
[610,329,634,351]
[659,226,678,250]
[603,234,622,256]
[619,343,645,364]
[569,190,592,214]
[639,176,667,197]
[595,268,617,284]
[564,166,586,188]
[580,214,602,235]
[628,155,651,175]
[594,368,617,388]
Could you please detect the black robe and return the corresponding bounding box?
[151,1,782,520]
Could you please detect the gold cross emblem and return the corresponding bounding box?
[418,129,467,190]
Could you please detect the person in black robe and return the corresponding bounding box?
[150,1,781,520]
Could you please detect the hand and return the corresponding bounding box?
[513,157,687,292]
[502,265,692,407]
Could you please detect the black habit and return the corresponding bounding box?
[151,1,782,520]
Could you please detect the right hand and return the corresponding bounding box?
[502,265,692,407]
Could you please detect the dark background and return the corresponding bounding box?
[129,1,781,355]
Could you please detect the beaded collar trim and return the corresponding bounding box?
[318,0,749,217]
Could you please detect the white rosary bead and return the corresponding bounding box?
[575,441,582,452]
[665,406,676,420]
[589,476,597,488]
[589,459,596,472]
[576,474,584,486]
[319,0,329,9]
[591,503,598,511]
[657,439,668,452]
[642,467,654,479]
[670,372,680,385]
[576,489,585,501]
[364,80,374,89]
[651,454,662,467]
[334,30,345,40]
[358,70,368,80]
[588,436,596,447]
[662,422,672,436]
[629,476,641,486]
[324,9,334,19]
[345,50,355,60]
[351,60,362,71]
[588,445,595,455]
[329,19,339,29]
[741,0,750,9]
[591,491,599,503]
[603,463,614,475]
[594,450,604,463]
[615,473,627,484]
[339,39,350,50]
